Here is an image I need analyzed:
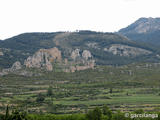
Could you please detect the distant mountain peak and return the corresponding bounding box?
[119,17,160,34]
[118,17,160,46]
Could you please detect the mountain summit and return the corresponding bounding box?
[119,17,160,45]
[119,17,160,34]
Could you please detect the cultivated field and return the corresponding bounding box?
[1,63,160,114]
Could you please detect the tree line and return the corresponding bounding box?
[1,105,160,120]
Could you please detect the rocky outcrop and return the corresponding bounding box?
[0,47,95,75]
[68,61,95,72]
[0,61,23,76]
[66,49,95,72]
[132,18,160,34]
[82,50,92,60]
[2,61,22,73]
[71,49,80,60]
[10,61,22,71]
[0,61,37,77]
[24,47,61,71]
[0,51,3,56]
[23,47,95,72]
[68,60,95,73]
[104,44,152,57]
[76,60,95,71]
[0,70,7,76]
[86,42,100,49]
[71,49,92,61]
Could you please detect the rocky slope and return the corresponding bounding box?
[24,47,62,71]
[119,17,160,34]
[0,31,159,73]
[119,17,160,46]
[104,44,152,57]
[0,47,95,76]
[0,61,33,76]
[24,47,95,72]
[0,50,3,56]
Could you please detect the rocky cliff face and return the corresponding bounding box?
[132,18,160,34]
[82,50,92,60]
[67,49,95,72]
[71,49,80,60]
[0,61,36,77]
[3,61,22,72]
[0,47,63,76]
[10,61,22,71]
[104,44,152,57]
[0,51,3,56]
[23,47,95,72]
[2,44,151,75]
[24,47,62,71]
[0,61,24,76]
[71,49,92,60]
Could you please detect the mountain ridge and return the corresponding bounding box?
[0,30,160,73]
[119,17,160,46]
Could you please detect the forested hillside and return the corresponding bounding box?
[0,31,159,69]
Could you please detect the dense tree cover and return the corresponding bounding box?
[120,31,160,47]
[36,93,45,102]
[1,106,160,120]
[47,86,53,97]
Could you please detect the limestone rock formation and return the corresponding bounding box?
[65,49,95,72]
[82,50,92,60]
[24,47,61,71]
[0,70,7,76]
[0,61,23,76]
[0,47,95,75]
[2,61,22,72]
[0,51,3,56]
[71,49,80,60]
[71,49,92,60]
[86,42,100,49]
[68,60,95,73]
[104,44,152,57]
[10,61,22,71]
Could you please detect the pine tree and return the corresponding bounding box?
[4,105,9,120]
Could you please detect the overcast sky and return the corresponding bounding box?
[0,0,160,40]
